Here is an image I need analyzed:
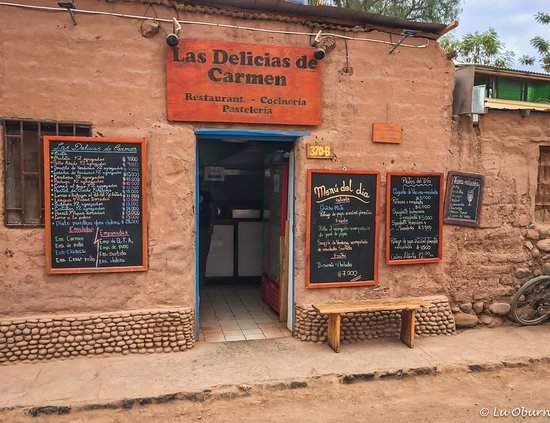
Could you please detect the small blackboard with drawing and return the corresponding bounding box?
[444,171,484,227]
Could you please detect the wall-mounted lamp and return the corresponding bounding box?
[311,30,336,60]
[166,18,182,47]
[389,29,419,54]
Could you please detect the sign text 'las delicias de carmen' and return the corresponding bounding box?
[166,39,322,125]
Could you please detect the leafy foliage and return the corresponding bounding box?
[439,29,515,68]
[535,12,550,25]
[519,55,536,66]
[308,0,461,23]
[530,13,550,72]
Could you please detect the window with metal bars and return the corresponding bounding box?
[536,146,550,223]
[3,119,92,227]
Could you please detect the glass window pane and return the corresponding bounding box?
[23,174,41,225]
[5,137,22,209]
[22,122,40,172]
[5,120,21,136]
[5,137,22,225]
[41,122,57,136]
[4,119,92,226]
[58,123,74,136]
[75,124,91,136]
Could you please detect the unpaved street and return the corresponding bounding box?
[3,362,550,423]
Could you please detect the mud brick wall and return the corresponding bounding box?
[0,0,454,320]
[446,112,550,309]
[294,296,455,343]
[0,308,195,364]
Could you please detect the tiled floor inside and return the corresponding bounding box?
[199,283,290,342]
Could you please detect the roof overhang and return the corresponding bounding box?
[175,0,450,37]
[485,98,550,112]
[457,64,550,83]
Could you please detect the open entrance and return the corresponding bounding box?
[195,131,299,343]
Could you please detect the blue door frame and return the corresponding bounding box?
[194,129,309,337]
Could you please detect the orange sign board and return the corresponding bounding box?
[372,122,402,144]
[166,39,322,125]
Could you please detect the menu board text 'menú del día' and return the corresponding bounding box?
[306,170,380,288]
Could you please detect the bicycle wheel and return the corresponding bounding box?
[510,275,550,326]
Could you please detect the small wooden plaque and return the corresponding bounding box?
[306,143,333,159]
[372,122,402,144]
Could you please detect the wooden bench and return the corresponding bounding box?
[312,297,431,352]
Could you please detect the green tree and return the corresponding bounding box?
[439,28,515,68]
[531,12,550,72]
[308,0,461,23]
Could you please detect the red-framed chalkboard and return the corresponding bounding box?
[305,169,380,288]
[44,136,148,274]
[386,172,444,265]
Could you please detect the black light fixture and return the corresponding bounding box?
[58,1,77,26]
[311,30,336,60]
[166,18,182,47]
[389,29,419,54]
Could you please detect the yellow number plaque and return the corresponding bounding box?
[306,144,333,159]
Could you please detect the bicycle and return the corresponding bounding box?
[510,275,550,326]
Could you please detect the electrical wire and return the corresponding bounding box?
[0,1,429,49]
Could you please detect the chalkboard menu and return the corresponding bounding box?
[444,171,484,227]
[386,173,443,265]
[44,136,148,274]
[306,170,380,288]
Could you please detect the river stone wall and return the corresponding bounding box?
[294,295,455,343]
[0,308,194,364]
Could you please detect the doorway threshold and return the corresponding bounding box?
[199,283,290,343]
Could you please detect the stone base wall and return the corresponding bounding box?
[294,295,455,343]
[0,308,195,364]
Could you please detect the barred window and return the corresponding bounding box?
[3,119,92,227]
[536,146,550,223]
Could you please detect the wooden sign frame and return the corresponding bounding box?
[305,169,380,289]
[444,171,484,227]
[166,39,322,125]
[386,172,444,265]
[372,122,402,144]
[44,136,148,274]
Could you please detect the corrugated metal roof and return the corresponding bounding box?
[457,64,550,80]
[123,0,450,36]
[182,0,449,34]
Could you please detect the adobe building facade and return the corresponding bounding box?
[0,0,547,363]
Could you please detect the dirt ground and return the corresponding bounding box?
[3,363,550,423]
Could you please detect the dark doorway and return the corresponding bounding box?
[196,138,294,342]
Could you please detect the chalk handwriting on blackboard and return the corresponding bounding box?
[307,171,379,287]
[387,173,443,264]
[444,172,484,227]
[45,137,147,273]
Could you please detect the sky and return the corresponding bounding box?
[452,0,550,72]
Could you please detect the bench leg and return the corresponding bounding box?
[327,314,341,353]
[400,309,416,348]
